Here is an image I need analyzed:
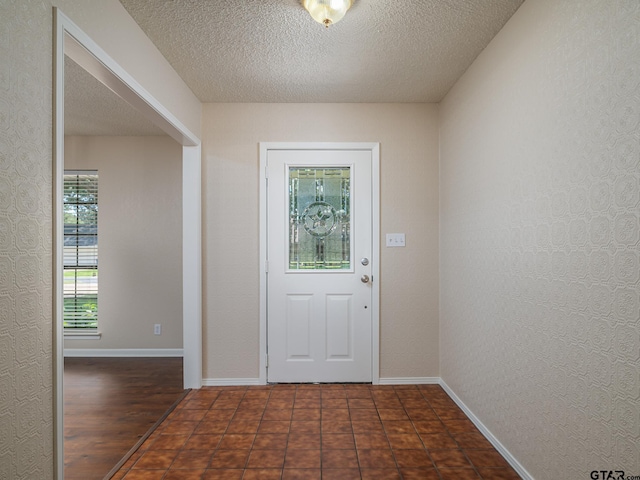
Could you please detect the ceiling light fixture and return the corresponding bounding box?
[302,0,353,28]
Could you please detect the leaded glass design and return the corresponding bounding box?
[289,167,351,270]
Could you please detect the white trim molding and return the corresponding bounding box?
[63,348,184,358]
[439,380,534,480]
[203,378,262,387]
[182,144,203,389]
[63,332,102,340]
[61,18,199,147]
[378,377,440,385]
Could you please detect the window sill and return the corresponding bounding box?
[64,331,102,340]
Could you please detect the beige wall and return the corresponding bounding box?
[0,1,199,477]
[440,0,640,477]
[202,103,439,381]
[64,136,183,351]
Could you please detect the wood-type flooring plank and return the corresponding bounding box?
[64,357,184,480]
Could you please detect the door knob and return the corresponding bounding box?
[361,275,370,283]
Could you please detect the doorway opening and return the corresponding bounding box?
[54,8,202,479]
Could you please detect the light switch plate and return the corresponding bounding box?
[386,233,406,247]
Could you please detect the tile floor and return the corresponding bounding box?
[112,384,521,480]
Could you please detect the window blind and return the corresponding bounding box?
[63,171,98,329]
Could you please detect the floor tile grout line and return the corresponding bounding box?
[200,388,225,472]
[375,386,404,476]
[417,385,487,479]
[151,388,209,475]
[118,388,193,477]
[402,385,444,479]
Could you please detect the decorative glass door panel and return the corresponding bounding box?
[288,167,351,270]
[266,146,374,383]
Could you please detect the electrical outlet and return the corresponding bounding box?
[386,233,406,247]
[154,324,161,335]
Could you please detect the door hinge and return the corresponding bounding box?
[265,354,269,368]
[265,165,269,179]
[265,260,269,273]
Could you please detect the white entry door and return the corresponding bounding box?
[266,147,374,383]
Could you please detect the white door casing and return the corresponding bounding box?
[259,143,380,384]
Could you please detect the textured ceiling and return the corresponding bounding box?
[119,0,524,103]
[65,55,166,136]
[65,0,524,135]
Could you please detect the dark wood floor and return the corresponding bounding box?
[64,357,185,480]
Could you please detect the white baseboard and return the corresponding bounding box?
[378,377,440,385]
[202,378,262,386]
[205,377,441,387]
[63,348,184,357]
[439,379,533,480]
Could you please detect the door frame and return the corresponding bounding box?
[54,9,202,478]
[259,142,380,385]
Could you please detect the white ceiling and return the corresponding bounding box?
[65,0,524,135]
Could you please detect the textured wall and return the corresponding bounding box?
[0,2,54,478]
[64,136,182,351]
[439,0,640,478]
[202,103,439,381]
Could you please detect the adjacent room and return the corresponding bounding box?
[62,54,186,478]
